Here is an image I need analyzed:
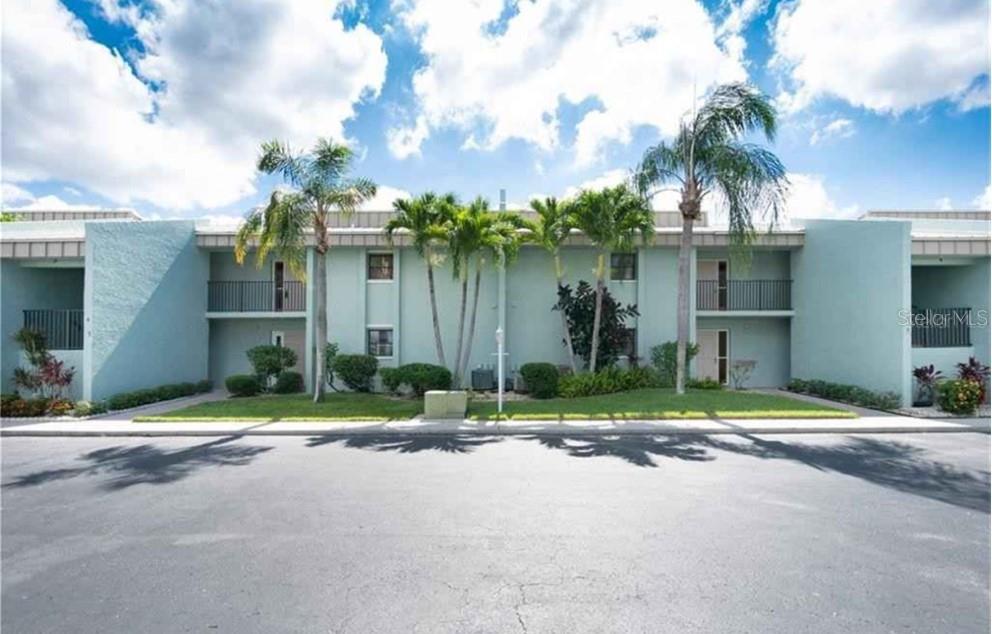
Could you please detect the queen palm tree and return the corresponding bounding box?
[636,83,787,394]
[569,184,654,372]
[384,192,457,368]
[528,196,579,374]
[447,199,528,385]
[235,138,376,403]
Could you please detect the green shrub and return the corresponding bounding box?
[687,378,722,390]
[72,400,107,417]
[787,377,900,410]
[324,342,340,388]
[273,371,304,394]
[558,367,658,398]
[519,363,560,399]
[1,394,51,417]
[380,367,403,394]
[246,345,297,386]
[195,379,213,393]
[937,379,983,415]
[332,354,379,392]
[103,381,206,411]
[398,363,452,396]
[48,398,74,416]
[225,374,262,397]
[650,341,699,387]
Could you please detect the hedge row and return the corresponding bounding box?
[786,378,900,411]
[106,379,212,411]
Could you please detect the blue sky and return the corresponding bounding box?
[2,0,990,221]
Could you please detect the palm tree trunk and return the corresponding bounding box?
[313,247,328,403]
[675,214,694,395]
[460,262,482,383]
[453,267,469,386]
[426,258,447,368]
[588,252,605,372]
[554,253,578,374]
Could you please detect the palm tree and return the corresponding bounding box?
[528,196,579,374]
[235,138,376,403]
[447,199,528,385]
[636,83,787,394]
[569,184,654,372]
[384,192,457,368]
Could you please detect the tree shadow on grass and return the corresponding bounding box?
[305,433,503,454]
[2,436,273,491]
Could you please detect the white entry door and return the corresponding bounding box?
[696,329,729,384]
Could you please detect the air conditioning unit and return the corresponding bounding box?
[471,367,495,390]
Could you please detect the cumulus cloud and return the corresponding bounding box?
[779,173,857,223]
[973,184,992,209]
[772,0,990,113]
[360,185,412,211]
[1,182,35,206]
[2,0,387,210]
[809,117,855,145]
[389,0,746,165]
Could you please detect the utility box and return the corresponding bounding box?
[424,391,468,419]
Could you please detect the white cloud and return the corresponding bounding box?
[360,185,412,211]
[2,0,387,210]
[973,184,992,209]
[809,117,855,145]
[780,173,857,223]
[3,194,108,211]
[1,182,35,206]
[562,168,631,199]
[772,0,990,113]
[935,196,954,211]
[390,0,746,165]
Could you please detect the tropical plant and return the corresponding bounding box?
[911,364,943,405]
[235,138,376,402]
[519,362,560,399]
[955,356,990,402]
[637,83,788,394]
[446,197,528,385]
[568,184,653,371]
[649,341,700,388]
[324,342,340,390]
[729,359,756,390]
[385,192,457,368]
[937,379,983,415]
[11,327,76,401]
[246,345,297,387]
[331,354,379,392]
[528,196,579,374]
[554,281,639,371]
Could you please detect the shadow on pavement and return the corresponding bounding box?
[305,433,502,454]
[2,436,273,491]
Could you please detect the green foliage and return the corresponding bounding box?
[650,341,700,387]
[955,356,990,401]
[195,379,214,393]
[225,374,262,398]
[11,328,76,400]
[106,381,207,410]
[246,345,297,386]
[332,354,379,392]
[937,379,983,415]
[786,378,900,411]
[0,395,51,417]
[14,328,48,367]
[381,363,452,396]
[569,184,654,253]
[519,362,560,399]
[686,378,723,390]
[554,281,639,371]
[273,371,304,394]
[72,400,108,417]
[324,342,340,388]
[557,367,659,398]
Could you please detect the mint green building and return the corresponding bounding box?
[2,207,989,406]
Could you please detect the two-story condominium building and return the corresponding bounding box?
[1,207,989,406]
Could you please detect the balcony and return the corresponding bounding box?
[911,307,972,348]
[23,309,84,350]
[697,280,792,312]
[207,281,306,314]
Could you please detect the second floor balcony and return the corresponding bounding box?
[697,280,793,312]
[23,309,84,350]
[207,281,306,314]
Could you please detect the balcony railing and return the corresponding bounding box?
[207,281,306,313]
[697,280,792,311]
[911,307,972,348]
[23,309,84,350]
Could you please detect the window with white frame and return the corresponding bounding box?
[367,328,394,357]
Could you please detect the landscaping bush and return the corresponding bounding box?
[273,371,304,394]
[332,354,379,392]
[956,356,990,402]
[72,400,108,417]
[937,379,983,415]
[380,367,403,394]
[399,363,452,396]
[519,362,560,399]
[1,393,53,418]
[324,342,340,389]
[649,341,699,387]
[247,345,297,386]
[787,378,900,410]
[557,367,658,398]
[226,374,262,397]
[687,378,723,390]
[554,281,639,371]
[195,379,214,393]
[48,398,74,416]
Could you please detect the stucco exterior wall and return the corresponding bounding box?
[208,318,305,385]
[911,259,991,369]
[1,261,84,395]
[696,249,791,280]
[790,219,912,404]
[696,316,791,387]
[84,221,209,400]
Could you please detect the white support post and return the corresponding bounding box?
[495,327,505,415]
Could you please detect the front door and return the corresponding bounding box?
[273,261,285,311]
[697,329,729,384]
[698,260,728,310]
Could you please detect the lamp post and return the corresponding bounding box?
[495,326,504,415]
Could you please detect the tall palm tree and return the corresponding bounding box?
[384,192,457,368]
[448,200,528,385]
[570,184,654,372]
[528,196,579,374]
[235,138,376,403]
[636,83,787,394]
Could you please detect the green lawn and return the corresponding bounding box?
[468,388,854,420]
[138,388,852,422]
[136,393,422,422]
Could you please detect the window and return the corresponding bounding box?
[367,328,394,357]
[610,253,636,281]
[620,327,637,359]
[367,253,394,281]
